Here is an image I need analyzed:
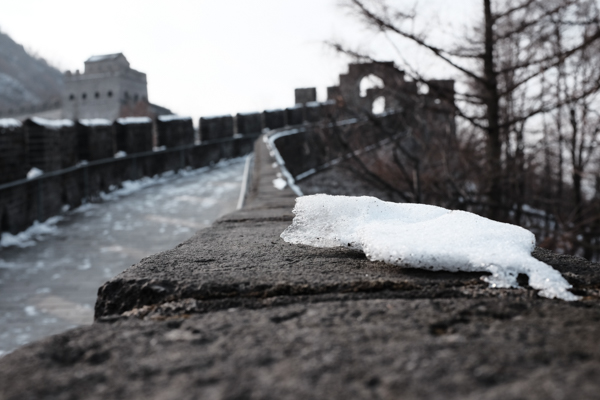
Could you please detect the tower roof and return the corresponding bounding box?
[85,53,126,63]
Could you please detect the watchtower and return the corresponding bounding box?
[62,53,149,120]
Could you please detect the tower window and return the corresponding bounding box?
[95,92,100,99]
[107,91,113,97]
[82,93,87,100]
[69,94,75,100]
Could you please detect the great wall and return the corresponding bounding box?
[0,61,454,236]
[1,61,599,399]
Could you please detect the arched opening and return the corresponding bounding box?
[359,74,385,98]
[107,91,113,98]
[372,96,386,114]
[95,92,100,99]
[82,93,87,100]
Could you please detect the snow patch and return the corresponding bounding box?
[27,167,43,179]
[116,116,152,125]
[0,118,22,129]
[273,177,287,190]
[281,195,579,301]
[79,118,112,127]
[24,306,38,317]
[114,151,127,158]
[0,216,63,248]
[158,115,192,122]
[30,117,74,130]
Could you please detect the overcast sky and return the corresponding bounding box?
[0,0,478,122]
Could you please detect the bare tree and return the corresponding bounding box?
[338,0,600,222]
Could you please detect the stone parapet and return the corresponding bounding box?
[1,129,599,399]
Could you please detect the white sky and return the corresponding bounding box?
[0,0,478,122]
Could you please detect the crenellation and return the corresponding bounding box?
[294,87,317,105]
[263,109,286,130]
[156,116,194,148]
[200,115,234,142]
[285,105,304,126]
[236,112,263,135]
[114,117,154,154]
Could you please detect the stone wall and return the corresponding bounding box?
[114,117,154,154]
[199,115,234,141]
[156,116,194,148]
[0,136,256,234]
[76,120,115,161]
[0,120,28,185]
[273,112,402,179]
[236,112,263,135]
[263,109,286,130]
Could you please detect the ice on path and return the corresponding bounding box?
[281,195,579,301]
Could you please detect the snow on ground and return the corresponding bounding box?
[273,177,287,190]
[0,216,62,249]
[1,158,244,250]
[281,194,579,301]
[0,158,245,356]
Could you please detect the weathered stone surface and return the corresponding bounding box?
[1,133,600,399]
[2,298,600,400]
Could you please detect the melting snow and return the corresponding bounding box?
[281,195,579,301]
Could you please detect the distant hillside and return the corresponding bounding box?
[0,30,63,115]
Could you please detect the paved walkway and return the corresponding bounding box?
[0,159,245,356]
[1,137,599,399]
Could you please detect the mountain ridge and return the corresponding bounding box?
[0,29,63,116]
